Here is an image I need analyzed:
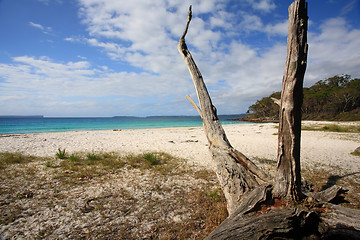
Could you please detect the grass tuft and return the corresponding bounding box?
[87,152,100,161]
[68,153,80,161]
[143,152,161,165]
[56,152,125,183]
[125,152,178,173]
[53,151,183,184]
[55,148,67,159]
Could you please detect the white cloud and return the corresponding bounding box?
[76,0,286,76]
[242,14,264,32]
[340,0,359,16]
[306,17,360,85]
[2,1,360,116]
[29,22,45,30]
[234,13,288,37]
[247,0,276,12]
[0,56,193,116]
[64,37,78,42]
[29,21,52,34]
[265,20,288,36]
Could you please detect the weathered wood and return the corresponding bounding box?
[271,97,281,106]
[206,206,319,240]
[274,0,308,201]
[185,94,202,118]
[307,185,345,203]
[205,183,360,239]
[206,202,360,240]
[178,5,268,215]
[319,204,360,239]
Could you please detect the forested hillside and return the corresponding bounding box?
[243,74,360,121]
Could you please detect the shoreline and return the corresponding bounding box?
[0,115,245,135]
[1,119,358,136]
[0,121,359,173]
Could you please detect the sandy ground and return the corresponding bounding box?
[1,121,359,173]
[1,121,360,239]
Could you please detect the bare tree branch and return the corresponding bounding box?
[185,94,203,119]
[178,5,268,215]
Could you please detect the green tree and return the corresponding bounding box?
[245,75,360,121]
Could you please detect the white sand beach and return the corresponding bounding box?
[1,121,359,173]
[1,121,359,239]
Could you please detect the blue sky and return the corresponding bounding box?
[0,0,359,117]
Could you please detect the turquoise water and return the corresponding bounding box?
[0,115,247,134]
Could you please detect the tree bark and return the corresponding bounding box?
[177,6,268,215]
[273,0,308,201]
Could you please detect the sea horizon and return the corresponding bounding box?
[0,114,247,135]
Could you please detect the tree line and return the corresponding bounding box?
[244,74,360,121]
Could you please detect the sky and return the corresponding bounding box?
[0,0,359,117]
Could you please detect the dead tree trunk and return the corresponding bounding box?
[273,0,308,201]
[178,2,360,239]
[177,6,268,215]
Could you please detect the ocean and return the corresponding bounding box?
[0,115,247,134]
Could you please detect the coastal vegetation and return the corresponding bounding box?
[1,151,359,238]
[243,74,360,122]
[301,123,360,133]
[0,151,228,239]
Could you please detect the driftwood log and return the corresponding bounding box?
[178,1,360,239]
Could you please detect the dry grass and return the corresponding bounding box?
[2,150,359,239]
[302,164,360,209]
[302,123,360,133]
[0,152,35,169]
[0,151,228,239]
